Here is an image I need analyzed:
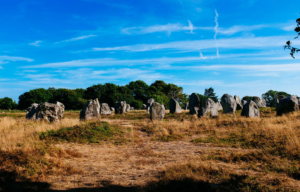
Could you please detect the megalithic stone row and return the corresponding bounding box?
[252,96,267,108]
[276,95,299,116]
[147,98,155,113]
[100,103,111,115]
[115,101,127,114]
[150,102,165,121]
[80,99,100,121]
[27,102,65,123]
[189,93,200,115]
[241,101,260,118]
[234,95,243,110]
[221,94,237,114]
[169,98,182,114]
[198,98,218,118]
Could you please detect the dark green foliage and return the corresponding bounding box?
[284,17,300,58]
[242,96,253,101]
[131,100,143,110]
[204,87,218,102]
[39,121,124,144]
[262,90,291,107]
[18,88,53,110]
[127,80,149,103]
[0,97,18,110]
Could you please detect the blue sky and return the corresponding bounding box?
[1,0,300,101]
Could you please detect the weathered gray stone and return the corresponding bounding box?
[130,107,134,110]
[100,103,111,115]
[221,94,237,114]
[169,98,182,114]
[242,100,248,106]
[142,104,147,109]
[26,103,39,120]
[198,98,218,118]
[184,103,189,110]
[217,102,223,111]
[35,102,65,123]
[147,98,155,113]
[252,96,267,108]
[80,99,100,121]
[150,102,165,121]
[110,107,115,112]
[234,95,243,110]
[115,101,127,114]
[276,95,299,116]
[126,104,131,112]
[189,93,200,115]
[241,101,260,118]
[274,95,286,108]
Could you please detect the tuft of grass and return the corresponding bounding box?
[39,121,126,144]
[155,134,184,142]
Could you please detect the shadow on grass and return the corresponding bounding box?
[0,169,264,192]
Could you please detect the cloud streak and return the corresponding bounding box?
[214,9,220,59]
[29,40,42,47]
[55,35,97,44]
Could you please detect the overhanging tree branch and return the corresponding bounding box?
[284,17,300,58]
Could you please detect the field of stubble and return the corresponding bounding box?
[0,108,300,192]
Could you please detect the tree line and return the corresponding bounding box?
[0,80,292,110]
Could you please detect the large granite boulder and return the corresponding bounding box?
[276,95,299,116]
[234,95,243,110]
[115,101,127,114]
[169,98,182,114]
[26,103,39,120]
[126,104,131,112]
[130,107,134,110]
[242,100,248,106]
[150,102,165,121]
[221,94,237,114]
[189,93,200,115]
[110,107,115,112]
[80,99,100,121]
[241,101,260,118]
[100,103,111,115]
[252,97,267,108]
[198,98,218,118]
[217,102,223,111]
[147,98,155,113]
[274,95,286,108]
[36,102,65,123]
[184,103,189,110]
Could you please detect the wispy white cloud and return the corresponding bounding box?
[0,55,33,62]
[93,36,297,52]
[214,9,220,59]
[55,35,97,44]
[29,40,42,47]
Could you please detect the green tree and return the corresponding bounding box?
[262,90,278,107]
[150,80,168,95]
[242,96,254,101]
[0,97,17,110]
[204,87,218,102]
[284,17,300,58]
[166,83,183,99]
[127,80,149,103]
[131,100,143,110]
[19,88,53,110]
[49,88,80,110]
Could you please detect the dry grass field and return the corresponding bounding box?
[0,108,300,191]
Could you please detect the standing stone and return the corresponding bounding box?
[276,95,299,116]
[241,101,260,118]
[147,98,155,113]
[242,100,248,106]
[274,95,286,108]
[252,97,267,108]
[217,102,223,111]
[169,98,182,114]
[221,94,237,114]
[184,103,189,110]
[234,95,243,110]
[150,102,165,121]
[126,104,131,112]
[130,107,134,110]
[198,98,218,118]
[110,107,115,112]
[26,103,39,120]
[36,102,65,123]
[100,103,111,115]
[142,104,147,109]
[189,93,200,115]
[115,101,127,114]
[80,99,100,121]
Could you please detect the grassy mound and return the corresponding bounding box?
[39,121,126,144]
